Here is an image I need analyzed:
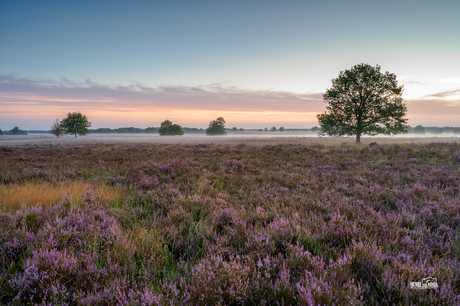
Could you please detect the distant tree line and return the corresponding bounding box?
[90,126,204,134]
[0,126,28,135]
[406,125,460,134]
[91,127,159,134]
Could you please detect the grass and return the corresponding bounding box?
[0,182,123,211]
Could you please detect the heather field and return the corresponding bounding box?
[1,141,460,305]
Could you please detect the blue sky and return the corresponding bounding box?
[1,0,459,129]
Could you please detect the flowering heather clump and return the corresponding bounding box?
[1,141,460,304]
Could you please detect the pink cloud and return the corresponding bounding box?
[1,75,459,128]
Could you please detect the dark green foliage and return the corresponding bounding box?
[279,127,284,131]
[206,117,227,135]
[165,124,184,136]
[413,125,425,134]
[232,127,237,132]
[60,112,91,138]
[310,126,319,132]
[159,119,172,136]
[270,126,276,131]
[317,63,408,143]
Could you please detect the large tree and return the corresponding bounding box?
[317,63,407,143]
[206,117,227,135]
[60,112,91,138]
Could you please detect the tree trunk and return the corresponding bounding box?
[75,132,77,139]
[356,117,362,144]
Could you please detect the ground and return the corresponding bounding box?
[0,136,459,305]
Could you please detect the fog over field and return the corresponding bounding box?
[1,132,459,147]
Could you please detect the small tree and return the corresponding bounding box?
[279,127,285,131]
[206,117,227,135]
[258,129,263,132]
[239,127,244,131]
[317,63,407,143]
[159,120,172,136]
[11,126,20,135]
[311,126,319,132]
[413,125,425,134]
[60,112,91,139]
[0,128,3,135]
[165,124,184,135]
[232,127,237,132]
[264,127,268,132]
[50,119,64,137]
[270,126,276,131]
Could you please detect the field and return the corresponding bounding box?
[1,138,460,305]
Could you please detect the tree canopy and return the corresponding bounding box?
[317,63,407,143]
[60,112,91,138]
[159,120,172,136]
[206,117,227,135]
[165,124,184,136]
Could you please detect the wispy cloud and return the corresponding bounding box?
[424,88,460,99]
[402,80,428,85]
[0,74,324,113]
[438,77,460,84]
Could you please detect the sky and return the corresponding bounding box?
[1,0,459,130]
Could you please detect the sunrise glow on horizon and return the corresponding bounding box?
[1,0,459,130]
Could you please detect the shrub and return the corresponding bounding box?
[50,118,65,137]
[206,117,226,135]
[159,119,172,136]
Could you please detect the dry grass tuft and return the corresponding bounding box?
[0,182,123,211]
